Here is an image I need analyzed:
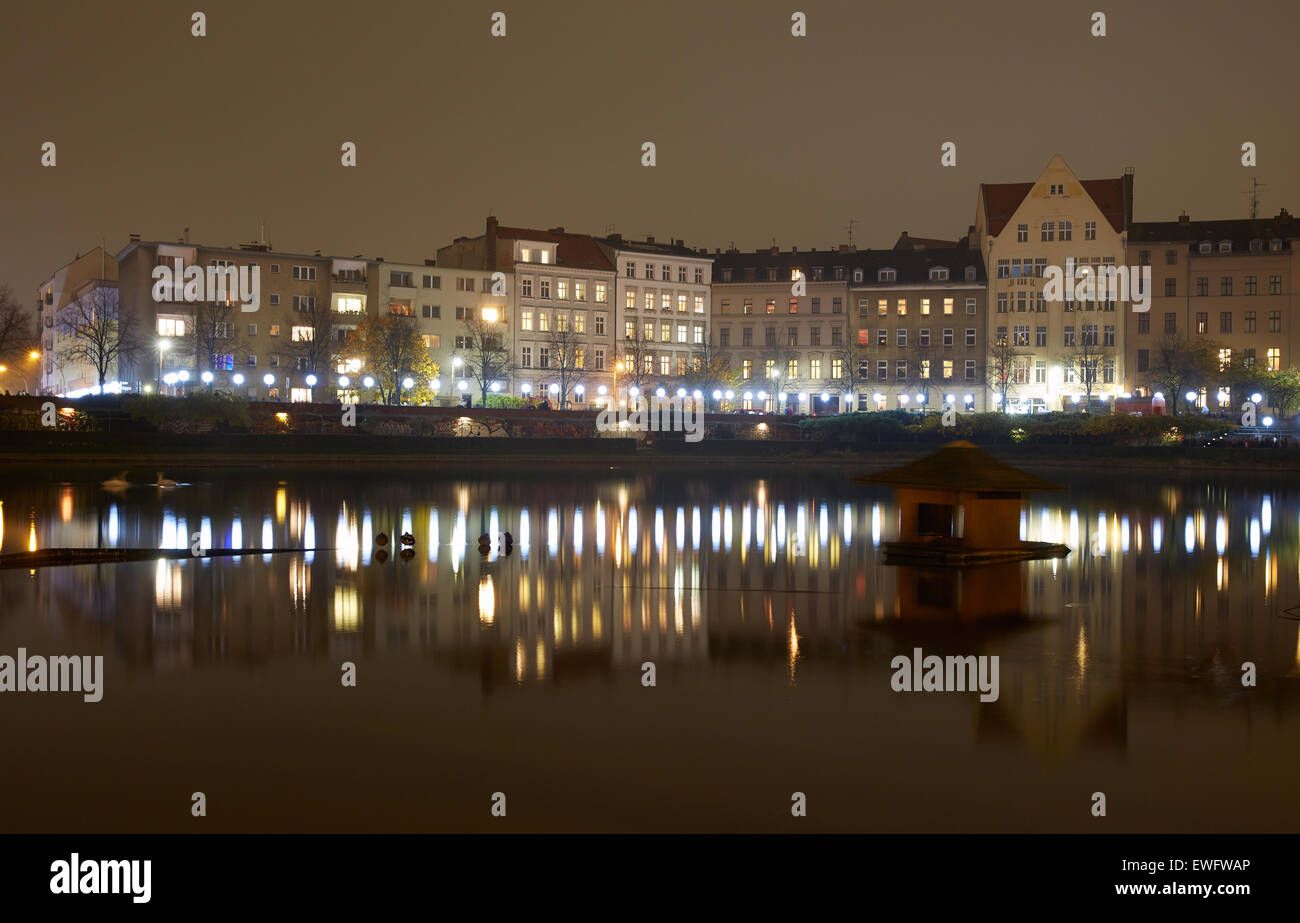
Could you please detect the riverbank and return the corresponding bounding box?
[2,431,1299,478]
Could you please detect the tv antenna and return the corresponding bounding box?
[1246,177,1266,219]
[845,218,858,248]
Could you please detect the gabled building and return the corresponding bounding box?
[976,155,1134,412]
[1126,210,1300,408]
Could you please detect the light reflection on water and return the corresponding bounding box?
[1,470,1298,832]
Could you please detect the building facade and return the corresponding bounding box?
[596,234,712,407]
[709,246,855,413]
[368,258,510,403]
[1126,210,1300,409]
[438,217,616,406]
[849,234,990,411]
[116,237,354,400]
[976,155,1134,412]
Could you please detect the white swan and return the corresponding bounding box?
[101,471,129,491]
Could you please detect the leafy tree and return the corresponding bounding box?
[355,312,438,404]
[1142,335,1218,415]
[1266,366,1300,418]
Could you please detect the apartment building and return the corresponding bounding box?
[35,246,118,395]
[368,258,509,402]
[116,236,374,400]
[849,233,989,411]
[437,217,616,406]
[710,245,854,413]
[596,234,712,406]
[976,155,1134,412]
[1126,210,1300,408]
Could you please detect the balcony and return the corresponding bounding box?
[331,273,368,291]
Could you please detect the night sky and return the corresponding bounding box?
[3,0,1296,314]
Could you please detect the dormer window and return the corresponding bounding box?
[1198,241,1212,254]
[964,266,977,281]
[1270,238,1283,252]
[540,250,550,264]
[853,268,863,283]
[1219,240,1232,253]
[878,268,896,282]
[929,267,949,281]
[834,266,845,280]
[1249,239,1263,252]
[812,267,824,280]
[767,267,778,281]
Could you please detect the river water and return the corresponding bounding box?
[1,467,1297,832]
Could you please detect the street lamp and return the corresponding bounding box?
[363,375,375,389]
[339,375,350,388]
[201,371,214,385]
[232,373,245,387]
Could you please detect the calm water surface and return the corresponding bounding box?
[1,467,1298,832]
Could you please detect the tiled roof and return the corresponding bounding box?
[495,226,615,271]
[1130,210,1299,245]
[710,245,985,285]
[981,174,1132,237]
[856,441,1062,492]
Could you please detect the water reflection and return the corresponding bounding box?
[1,471,1299,829]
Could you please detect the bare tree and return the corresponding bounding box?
[189,300,244,375]
[286,305,339,385]
[985,334,1021,414]
[540,321,587,408]
[688,338,738,409]
[617,327,655,394]
[455,314,512,405]
[0,284,33,363]
[1144,335,1218,416]
[55,286,140,389]
[1060,324,1109,410]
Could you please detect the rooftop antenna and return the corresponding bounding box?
[1246,177,1266,219]
[845,218,858,248]
[259,218,266,246]
[183,226,190,243]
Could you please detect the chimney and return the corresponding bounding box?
[486,215,499,272]
[548,226,565,234]
[424,258,436,266]
[791,246,798,253]
[1178,212,1190,225]
[646,235,655,244]
[128,233,140,242]
[838,244,849,252]
[675,238,684,247]
[769,246,779,256]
